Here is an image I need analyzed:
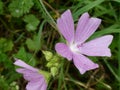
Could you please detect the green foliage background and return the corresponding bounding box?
[0,0,120,90]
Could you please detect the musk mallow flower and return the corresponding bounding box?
[14,59,47,90]
[55,9,113,74]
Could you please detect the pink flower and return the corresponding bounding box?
[14,59,47,90]
[55,9,113,74]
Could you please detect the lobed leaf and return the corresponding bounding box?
[8,0,34,17]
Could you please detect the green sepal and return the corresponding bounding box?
[39,70,51,84]
[42,51,53,61]
[50,67,58,77]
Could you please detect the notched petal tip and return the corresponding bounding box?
[107,51,111,57]
[90,17,102,24]
[57,9,71,20]
[62,9,71,17]
[75,16,102,43]
[14,59,39,72]
[103,35,113,46]
[80,64,99,74]
[14,57,18,61]
[82,12,90,17]
[80,12,102,24]
[16,68,24,73]
[107,35,113,41]
[104,48,112,57]
[14,58,22,64]
[57,9,74,43]
[13,59,22,65]
[73,54,99,74]
[81,34,113,57]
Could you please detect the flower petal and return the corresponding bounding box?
[55,43,72,61]
[14,59,38,72]
[75,15,101,44]
[39,80,47,90]
[16,68,42,81]
[81,35,113,57]
[26,78,47,90]
[75,12,90,43]
[73,53,98,74]
[57,9,74,43]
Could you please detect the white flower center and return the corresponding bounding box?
[69,43,80,53]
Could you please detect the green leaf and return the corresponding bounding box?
[0,38,13,52]
[114,0,120,3]
[8,0,34,17]
[23,14,40,31]
[73,0,104,20]
[25,24,43,51]
[0,53,13,69]
[26,35,40,51]
[0,1,3,14]
[14,47,36,66]
[34,0,56,29]
[0,76,9,90]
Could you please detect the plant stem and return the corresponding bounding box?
[0,17,10,31]
[39,0,57,29]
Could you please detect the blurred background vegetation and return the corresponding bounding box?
[0,0,120,90]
